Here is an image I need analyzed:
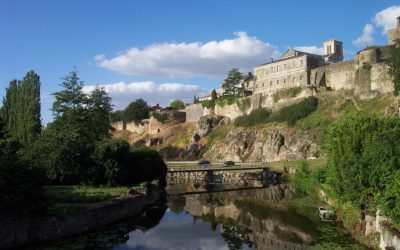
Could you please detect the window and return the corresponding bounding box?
[256,84,259,88]
[300,75,303,80]
[270,81,273,86]
[277,80,279,84]
[300,60,303,66]
[262,82,265,87]
[277,65,279,72]
[292,77,295,82]
[284,78,286,83]
[284,64,287,70]
[327,45,332,54]
[270,67,273,72]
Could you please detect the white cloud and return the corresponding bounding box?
[83,81,209,110]
[352,23,375,47]
[374,5,400,34]
[293,46,323,55]
[95,32,280,78]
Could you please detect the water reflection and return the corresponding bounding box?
[32,184,366,250]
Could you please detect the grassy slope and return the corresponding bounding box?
[45,185,133,214]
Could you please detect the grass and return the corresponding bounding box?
[272,87,303,103]
[45,185,133,214]
[268,158,327,172]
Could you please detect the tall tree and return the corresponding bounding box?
[211,89,218,101]
[123,98,150,122]
[221,68,243,96]
[1,71,41,146]
[169,99,185,110]
[52,70,86,117]
[87,86,113,139]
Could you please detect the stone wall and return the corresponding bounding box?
[111,121,125,131]
[214,103,243,120]
[185,104,204,123]
[0,184,161,249]
[148,110,186,134]
[125,119,149,134]
[167,171,262,184]
[311,61,355,90]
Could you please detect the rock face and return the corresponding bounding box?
[204,128,317,162]
[196,115,224,137]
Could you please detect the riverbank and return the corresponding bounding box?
[0,183,163,249]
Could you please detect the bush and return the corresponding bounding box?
[0,120,47,215]
[91,138,130,185]
[151,112,168,123]
[201,99,215,109]
[170,99,185,110]
[236,97,251,113]
[341,202,361,229]
[379,171,400,230]
[292,161,316,194]
[126,147,167,184]
[215,95,237,107]
[272,87,302,103]
[234,108,271,127]
[269,96,318,126]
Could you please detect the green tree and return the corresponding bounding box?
[123,98,150,122]
[326,111,400,207]
[387,41,400,96]
[1,71,41,146]
[211,89,218,101]
[52,70,87,117]
[221,68,243,96]
[169,99,185,110]
[87,86,113,139]
[110,110,124,122]
[0,115,47,214]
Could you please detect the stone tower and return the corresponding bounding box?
[387,16,400,45]
[323,40,343,63]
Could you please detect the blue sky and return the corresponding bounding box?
[1,0,400,123]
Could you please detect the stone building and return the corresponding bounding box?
[252,40,343,95]
[388,16,400,45]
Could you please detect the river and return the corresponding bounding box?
[31,182,368,250]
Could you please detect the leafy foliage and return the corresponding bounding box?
[234,97,318,127]
[272,87,302,103]
[221,68,243,96]
[379,171,400,230]
[215,95,237,107]
[0,115,47,215]
[236,97,251,113]
[234,108,271,127]
[1,71,41,146]
[326,111,400,209]
[123,98,150,122]
[169,99,185,110]
[387,43,400,96]
[269,96,318,126]
[151,112,168,123]
[110,110,124,122]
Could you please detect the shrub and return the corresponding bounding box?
[269,96,318,126]
[151,112,168,123]
[215,95,237,107]
[272,87,302,103]
[234,108,271,127]
[292,161,316,194]
[236,97,251,113]
[170,99,185,110]
[201,99,215,109]
[379,171,400,230]
[341,202,361,229]
[126,147,167,184]
[91,138,130,185]
[0,120,47,215]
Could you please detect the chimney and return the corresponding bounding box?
[397,16,400,27]
[270,58,274,62]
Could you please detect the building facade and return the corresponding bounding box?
[388,16,400,45]
[252,42,343,95]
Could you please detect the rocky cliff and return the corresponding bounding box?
[204,127,318,162]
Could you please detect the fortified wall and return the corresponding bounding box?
[310,45,394,98]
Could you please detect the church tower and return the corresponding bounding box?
[323,40,343,63]
[388,17,400,45]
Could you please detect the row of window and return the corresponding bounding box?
[255,75,304,88]
[256,59,304,76]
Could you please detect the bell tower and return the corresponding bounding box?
[323,40,343,63]
[387,16,400,45]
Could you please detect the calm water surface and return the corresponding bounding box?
[32,182,367,250]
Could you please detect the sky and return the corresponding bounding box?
[1,0,400,123]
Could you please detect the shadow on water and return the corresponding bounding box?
[31,181,368,250]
